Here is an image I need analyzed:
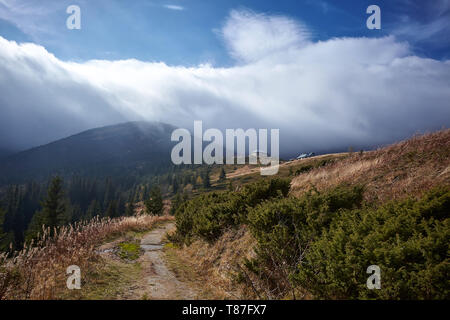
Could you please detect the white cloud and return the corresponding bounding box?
[0,10,449,153]
[221,9,311,63]
[163,4,184,11]
[0,0,63,40]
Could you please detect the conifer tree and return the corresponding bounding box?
[105,200,118,218]
[172,178,179,194]
[41,176,67,229]
[86,199,101,219]
[125,193,135,216]
[26,176,67,240]
[145,187,163,216]
[125,201,135,216]
[0,208,11,251]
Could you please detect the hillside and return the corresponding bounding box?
[168,129,450,300]
[1,129,448,300]
[207,129,449,201]
[0,121,177,184]
[290,129,450,202]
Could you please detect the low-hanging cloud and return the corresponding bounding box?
[0,9,449,155]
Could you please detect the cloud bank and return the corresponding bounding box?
[0,9,449,154]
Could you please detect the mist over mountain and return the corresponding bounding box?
[0,121,177,185]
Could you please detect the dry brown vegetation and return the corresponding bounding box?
[166,226,257,299]
[291,129,450,202]
[0,214,173,300]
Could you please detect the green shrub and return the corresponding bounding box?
[295,165,314,175]
[296,187,450,299]
[245,185,364,297]
[245,185,449,299]
[294,159,335,176]
[174,178,291,243]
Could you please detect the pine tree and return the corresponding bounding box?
[70,204,82,224]
[0,208,12,251]
[145,187,163,216]
[25,211,45,243]
[125,201,135,216]
[125,192,135,216]
[3,185,19,234]
[12,203,24,247]
[105,200,118,218]
[26,176,67,240]
[86,199,101,219]
[41,176,67,229]
[141,185,148,201]
[172,178,179,194]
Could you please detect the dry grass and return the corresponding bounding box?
[0,214,173,300]
[291,129,450,202]
[166,226,256,299]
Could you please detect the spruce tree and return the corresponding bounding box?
[172,178,179,194]
[125,193,135,216]
[105,200,118,218]
[0,208,11,251]
[26,176,67,240]
[145,187,163,215]
[86,199,101,219]
[125,201,135,216]
[41,176,67,229]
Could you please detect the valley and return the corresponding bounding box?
[0,126,449,300]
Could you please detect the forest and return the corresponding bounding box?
[0,164,215,251]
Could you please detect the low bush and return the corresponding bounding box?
[296,187,449,299]
[174,178,291,243]
[245,185,364,298]
[244,185,449,299]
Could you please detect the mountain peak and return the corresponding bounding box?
[0,121,177,184]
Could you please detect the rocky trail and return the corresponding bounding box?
[98,221,201,300]
[125,222,197,299]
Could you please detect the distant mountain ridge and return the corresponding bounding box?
[0,121,178,185]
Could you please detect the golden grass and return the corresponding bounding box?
[0,214,173,300]
[167,226,256,299]
[291,129,450,202]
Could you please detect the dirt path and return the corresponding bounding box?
[119,222,198,300]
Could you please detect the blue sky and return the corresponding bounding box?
[0,0,449,153]
[0,0,449,65]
